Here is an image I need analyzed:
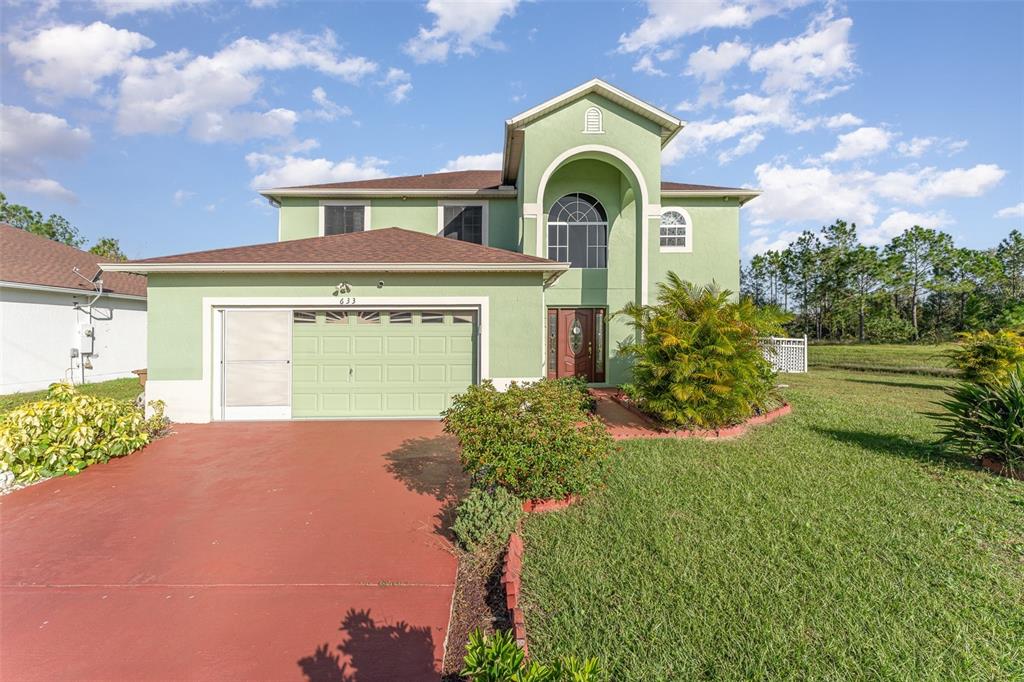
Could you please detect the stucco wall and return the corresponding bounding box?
[278,197,521,250]
[0,286,147,393]
[652,198,742,297]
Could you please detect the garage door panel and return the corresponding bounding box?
[355,337,383,354]
[292,309,476,418]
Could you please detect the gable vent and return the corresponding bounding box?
[583,106,603,134]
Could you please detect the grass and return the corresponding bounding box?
[0,378,142,415]
[520,370,1024,680]
[809,343,958,375]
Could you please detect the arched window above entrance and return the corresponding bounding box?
[547,193,607,269]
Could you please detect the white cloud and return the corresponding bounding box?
[2,177,78,203]
[246,152,389,189]
[864,209,952,245]
[718,131,764,164]
[0,105,91,171]
[748,161,1006,227]
[381,68,413,103]
[749,17,855,97]
[897,136,933,158]
[7,21,154,98]
[94,0,209,15]
[995,202,1024,219]
[820,126,891,162]
[744,228,803,257]
[172,189,194,205]
[438,152,503,172]
[825,112,862,128]
[311,86,352,120]
[686,40,750,80]
[405,0,519,63]
[619,0,811,53]
[633,54,666,76]
[116,31,377,140]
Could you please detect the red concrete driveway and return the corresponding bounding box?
[0,421,467,681]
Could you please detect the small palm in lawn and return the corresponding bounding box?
[616,273,789,429]
[937,364,1024,474]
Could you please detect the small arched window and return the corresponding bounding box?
[583,106,603,134]
[548,193,607,268]
[660,208,692,252]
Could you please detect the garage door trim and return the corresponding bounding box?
[208,296,490,421]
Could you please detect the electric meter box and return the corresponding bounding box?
[78,324,95,354]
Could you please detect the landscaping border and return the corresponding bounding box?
[597,389,792,439]
[981,456,1024,481]
[500,494,581,658]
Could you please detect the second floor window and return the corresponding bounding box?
[324,204,366,235]
[547,193,607,269]
[442,205,484,244]
[660,209,691,251]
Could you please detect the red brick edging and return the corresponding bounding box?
[500,494,580,657]
[604,390,792,440]
[981,456,1024,481]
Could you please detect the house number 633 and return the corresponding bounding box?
[336,296,358,305]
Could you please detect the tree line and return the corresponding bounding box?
[741,221,1023,342]
[0,192,127,261]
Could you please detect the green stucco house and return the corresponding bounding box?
[104,79,759,422]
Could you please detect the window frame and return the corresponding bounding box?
[437,200,489,245]
[659,206,693,253]
[319,200,371,237]
[546,193,608,269]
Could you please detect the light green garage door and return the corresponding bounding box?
[291,309,476,418]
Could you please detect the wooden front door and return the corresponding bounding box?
[547,308,605,382]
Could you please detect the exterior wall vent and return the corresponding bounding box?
[583,107,603,134]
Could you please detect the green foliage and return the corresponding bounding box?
[88,237,127,261]
[1,192,84,247]
[616,274,785,429]
[443,380,611,500]
[946,329,1024,385]
[0,382,164,483]
[452,487,522,551]
[864,313,916,343]
[461,629,602,682]
[937,365,1024,472]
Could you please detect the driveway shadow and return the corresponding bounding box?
[298,608,436,682]
[383,435,468,542]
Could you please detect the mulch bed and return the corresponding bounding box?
[441,546,512,680]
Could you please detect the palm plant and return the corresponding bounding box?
[937,364,1024,473]
[615,273,788,429]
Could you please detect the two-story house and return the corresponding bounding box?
[104,79,759,422]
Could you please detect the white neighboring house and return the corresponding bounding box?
[0,223,147,394]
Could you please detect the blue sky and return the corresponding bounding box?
[1,0,1021,260]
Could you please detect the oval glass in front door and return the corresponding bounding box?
[569,317,584,354]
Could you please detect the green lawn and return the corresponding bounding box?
[0,378,142,415]
[808,343,958,374]
[521,370,1023,679]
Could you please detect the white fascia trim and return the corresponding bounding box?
[437,200,489,246]
[101,262,568,275]
[0,280,146,301]
[318,199,372,236]
[533,143,651,304]
[205,295,491,422]
[661,189,762,205]
[262,188,516,199]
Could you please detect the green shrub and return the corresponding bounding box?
[0,382,165,483]
[865,314,916,343]
[937,364,1024,473]
[946,329,1024,385]
[461,629,602,682]
[616,274,787,429]
[452,487,522,551]
[443,379,611,500]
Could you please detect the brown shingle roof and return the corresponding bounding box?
[660,181,753,192]
[270,170,750,194]
[128,227,555,266]
[0,223,147,297]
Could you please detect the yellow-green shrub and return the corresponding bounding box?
[946,329,1024,385]
[0,382,166,483]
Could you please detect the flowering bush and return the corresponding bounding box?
[0,382,166,484]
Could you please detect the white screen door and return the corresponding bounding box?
[222,309,292,420]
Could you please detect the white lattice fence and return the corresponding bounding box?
[760,336,808,373]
